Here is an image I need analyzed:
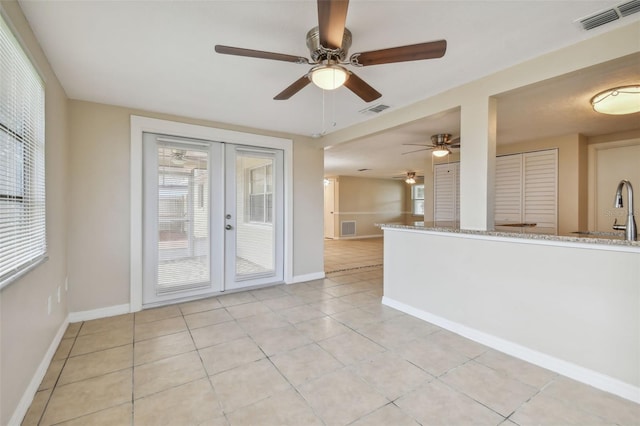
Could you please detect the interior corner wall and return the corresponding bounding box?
[68,100,324,313]
[334,176,405,237]
[0,2,70,425]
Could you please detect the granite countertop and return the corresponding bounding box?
[378,221,640,248]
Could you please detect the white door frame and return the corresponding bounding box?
[130,115,293,312]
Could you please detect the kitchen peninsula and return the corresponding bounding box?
[379,221,639,403]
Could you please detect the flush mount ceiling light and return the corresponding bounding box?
[405,172,416,184]
[432,145,451,157]
[310,64,349,90]
[591,85,640,115]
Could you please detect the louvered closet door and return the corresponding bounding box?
[434,163,459,222]
[523,150,557,229]
[495,154,523,223]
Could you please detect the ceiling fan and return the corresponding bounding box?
[214,0,447,102]
[393,171,424,184]
[402,133,461,157]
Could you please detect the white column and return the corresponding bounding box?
[459,96,497,230]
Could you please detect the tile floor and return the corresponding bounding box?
[22,238,640,425]
[324,237,383,273]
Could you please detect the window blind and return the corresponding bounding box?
[0,13,46,288]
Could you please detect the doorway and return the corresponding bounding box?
[142,132,284,306]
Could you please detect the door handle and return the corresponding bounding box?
[225,224,233,230]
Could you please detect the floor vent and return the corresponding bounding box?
[341,221,356,237]
[578,0,640,30]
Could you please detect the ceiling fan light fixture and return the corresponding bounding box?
[310,64,349,90]
[405,172,416,184]
[432,146,450,157]
[590,85,640,115]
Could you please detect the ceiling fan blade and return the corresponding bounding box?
[450,143,461,148]
[317,0,349,50]
[343,72,382,102]
[401,148,431,155]
[351,40,447,66]
[450,136,461,148]
[215,45,309,64]
[402,143,432,147]
[274,75,311,100]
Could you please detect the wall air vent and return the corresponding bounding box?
[341,221,356,237]
[359,104,390,115]
[618,0,640,17]
[577,0,640,30]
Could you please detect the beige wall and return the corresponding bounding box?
[0,2,69,424]
[68,100,325,312]
[330,176,405,238]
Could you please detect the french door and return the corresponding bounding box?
[142,132,284,306]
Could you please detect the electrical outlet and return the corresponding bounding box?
[57,286,61,303]
[47,296,52,315]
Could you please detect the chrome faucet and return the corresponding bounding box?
[613,179,637,241]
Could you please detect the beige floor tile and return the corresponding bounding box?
[350,403,420,426]
[52,338,75,360]
[133,350,206,399]
[199,337,265,376]
[270,343,343,386]
[510,393,612,425]
[541,377,640,425]
[318,330,386,365]
[226,388,323,426]
[394,337,469,376]
[395,379,504,425]
[217,291,257,307]
[293,288,334,303]
[383,314,441,338]
[210,358,291,413]
[59,344,132,385]
[278,304,326,324]
[350,352,433,400]
[308,298,355,315]
[56,402,132,426]
[249,285,289,301]
[225,300,272,319]
[328,275,362,285]
[179,296,223,315]
[249,324,312,355]
[298,368,389,425]
[134,315,187,341]
[357,320,423,350]
[134,378,223,425]
[40,369,132,426]
[184,308,233,329]
[475,349,557,389]
[63,322,82,339]
[260,294,306,311]
[190,320,247,349]
[236,311,290,334]
[331,307,382,329]
[440,360,538,417]
[78,314,133,336]
[38,359,65,391]
[70,327,133,357]
[423,329,489,359]
[135,304,182,324]
[338,291,380,307]
[295,315,351,341]
[134,330,195,365]
[21,388,52,426]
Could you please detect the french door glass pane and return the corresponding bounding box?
[235,152,275,277]
[156,144,210,294]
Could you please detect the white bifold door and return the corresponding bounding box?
[142,133,284,306]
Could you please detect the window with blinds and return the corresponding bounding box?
[0,13,46,289]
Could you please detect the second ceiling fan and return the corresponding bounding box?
[214,0,447,102]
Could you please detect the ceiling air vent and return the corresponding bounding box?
[359,104,390,115]
[579,8,619,30]
[617,0,640,17]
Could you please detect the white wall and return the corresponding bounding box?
[383,227,640,401]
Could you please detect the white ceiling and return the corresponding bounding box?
[18,0,640,179]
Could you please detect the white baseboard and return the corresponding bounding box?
[382,296,640,404]
[9,317,69,426]
[288,271,325,284]
[67,303,131,323]
[332,234,382,240]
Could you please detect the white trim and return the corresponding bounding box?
[9,317,69,426]
[68,303,131,323]
[330,234,382,240]
[382,296,640,404]
[130,115,294,312]
[287,271,325,284]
